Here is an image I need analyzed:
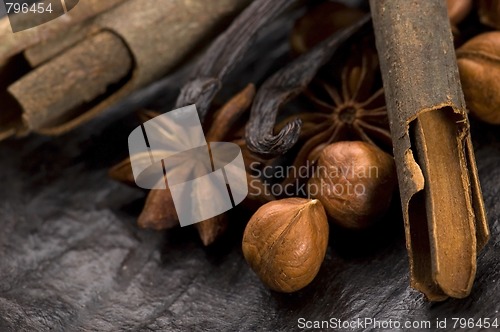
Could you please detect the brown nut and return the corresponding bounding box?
[478,0,500,30]
[457,32,500,124]
[290,2,365,54]
[308,141,396,229]
[242,198,328,293]
[447,0,472,26]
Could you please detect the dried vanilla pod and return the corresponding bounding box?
[370,0,489,300]
[176,0,295,121]
[275,40,390,189]
[457,32,500,124]
[269,10,391,192]
[246,14,371,158]
[205,84,256,141]
[242,198,329,293]
[308,141,396,230]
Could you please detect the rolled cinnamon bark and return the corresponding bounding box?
[24,20,97,67]
[0,0,250,138]
[0,0,126,64]
[370,0,489,301]
[8,31,132,130]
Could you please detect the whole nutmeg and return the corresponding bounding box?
[308,141,396,229]
[242,198,329,293]
[457,32,500,124]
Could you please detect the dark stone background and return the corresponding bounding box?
[1,3,499,332]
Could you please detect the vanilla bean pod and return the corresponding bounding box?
[175,0,295,121]
[245,15,370,158]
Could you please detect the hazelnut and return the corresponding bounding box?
[457,32,500,124]
[447,0,472,26]
[290,2,365,54]
[478,0,500,30]
[308,141,396,229]
[242,198,329,293]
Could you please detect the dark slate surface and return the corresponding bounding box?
[1,97,500,332]
[1,7,500,332]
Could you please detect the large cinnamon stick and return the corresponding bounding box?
[24,20,96,67]
[8,31,132,130]
[0,0,250,139]
[0,0,126,65]
[370,0,489,300]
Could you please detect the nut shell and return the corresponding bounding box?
[457,32,500,124]
[242,198,329,293]
[308,141,396,229]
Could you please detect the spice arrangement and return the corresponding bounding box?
[1,0,497,303]
[112,0,492,300]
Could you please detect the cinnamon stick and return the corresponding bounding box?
[0,0,126,65]
[24,21,96,67]
[1,0,250,139]
[370,0,489,300]
[8,31,132,130]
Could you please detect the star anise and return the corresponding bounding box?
[277,9,391,187]
[109,84,273,245]
[283,51,390,176]
[301,48,391,161]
